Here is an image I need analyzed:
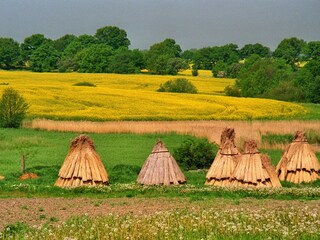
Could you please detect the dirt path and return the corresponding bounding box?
[1,197,319,230]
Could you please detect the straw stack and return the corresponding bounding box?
[230,140,281,188]
[137,139,186,185]
[205,128,241,186]
[55,135,109,187]
[276,131,320,183]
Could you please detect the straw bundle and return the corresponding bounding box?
[230,140,281,188]
[55,135,109,187]
[205,128,240,186]
[137,139,186,185]
[276,131,320,183]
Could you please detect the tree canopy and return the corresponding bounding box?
[95,26,130,49]
[0,38,20,69]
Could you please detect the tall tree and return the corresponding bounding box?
[21,34,49,62]
[0,38,20,69]
[78,44,114,73]
[240,43,270,59]
[273,37,306,64]
[29,42,60,72]
[54,34,76,52]
[95,26,130,49]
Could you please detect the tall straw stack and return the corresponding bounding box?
[205,128,241,186]
[137,139,186,185]
[55,135,109,187]
[230,140,281,188]
[276,131,320,183]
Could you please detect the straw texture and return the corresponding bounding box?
[137,139,186,185]
[276,131,320,183]
[55,135,109,187]
[205,128,240,186]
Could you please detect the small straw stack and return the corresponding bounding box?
[55,135,109,187]
[230,140,281,188]
[276,131,320,183]
[205,128,241,186]
[137,139,186,185]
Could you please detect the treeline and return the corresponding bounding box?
[0,26,320,102]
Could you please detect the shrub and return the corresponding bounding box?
[73,82,96,87]
[158,78,197,93]
[224,85,241,97]
[0,88,29,128]
[173,138,218,170]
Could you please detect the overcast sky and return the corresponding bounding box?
[0,0,319,50]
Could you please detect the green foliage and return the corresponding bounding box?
[240,43,270,59]
[20,34,48,62]
[224,85,241,97]
[95,26,130,49]
[191,65,198,76]
[306,41,320,59]
[173,138,218,170]
[158,78,197,93]
[0,88,29,128]
[273,37,306,65]
[73,82,96,87]
[78,44,114,73]
[261,133,293,145]
[53,34,76,52]
[29,42,60,72]
[0,38,20,69]
[108,48,144,74]
[235,56,293,97]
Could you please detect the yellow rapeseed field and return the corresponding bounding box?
[0,71,306,120]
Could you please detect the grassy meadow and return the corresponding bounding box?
[0,70,309,121]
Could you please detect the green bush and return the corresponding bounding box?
[158,78,197,93]
[73,82,96,87]
[173,138,218,170]
[0,88,29,128]
[224,85,241,97]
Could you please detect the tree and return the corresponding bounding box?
[0,88,29,128]
[95,26,130,49]
[273,37,306,65]
[146,38,186,75]
[239,43,270,59]
[306,41,320,59]
[29,42,60,72]
[21,34,49,62]
[108,48,144,74]
[58,34,97,72]
[78,44,114,73]
[0,38,20,69]
[54,34,76,52]
[235,56,293,97]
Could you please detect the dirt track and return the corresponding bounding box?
[1,197,319,230]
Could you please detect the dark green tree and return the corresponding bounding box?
[29,42,60,72]
[158,78,197,93]
[54,34,76,52]
[95,26,130,49]
[0,38,20,69]
[108,48,144,74]
[21,34,49,62]
[0,88,29,128]
[58,34,97,72]
[78,44,114,73]
[273,37,306,65]
[239,43,270,59]
[146,39,187,75]
[235,56,293,97]
[306,41,320,59]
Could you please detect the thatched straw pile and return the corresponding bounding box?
[205,128,240,186]
[230,140,281,188]
[276,131,320,183]
[137,139,186,185]
[55,135,109,187]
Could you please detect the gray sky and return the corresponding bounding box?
[0,0,319,50]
